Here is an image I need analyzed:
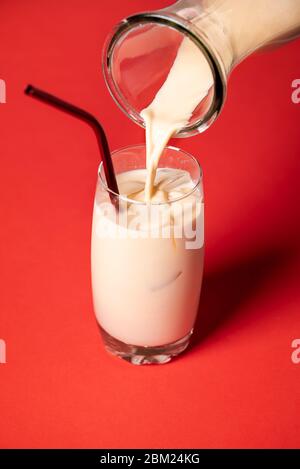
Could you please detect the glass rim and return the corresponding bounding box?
[102,11,226,138]
[98,144,203,206]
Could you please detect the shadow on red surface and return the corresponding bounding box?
[192,243,297,348]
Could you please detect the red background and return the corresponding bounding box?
[0,0,300,449]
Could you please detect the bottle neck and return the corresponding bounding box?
[164,0,300,72]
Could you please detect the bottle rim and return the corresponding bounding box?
[102,12,227,137]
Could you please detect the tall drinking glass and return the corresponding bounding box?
[91,145,204,364]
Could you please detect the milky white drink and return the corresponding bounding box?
[94,0,300,358]
[91,156,204,347]
[141,36,213,200]
[93,23,211,353]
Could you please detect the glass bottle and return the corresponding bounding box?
[103,0,300,136]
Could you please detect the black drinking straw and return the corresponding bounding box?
[24,84,119,205]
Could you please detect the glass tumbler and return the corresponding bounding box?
[91,145,204,365]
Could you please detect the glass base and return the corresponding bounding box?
[99,326,193,365]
